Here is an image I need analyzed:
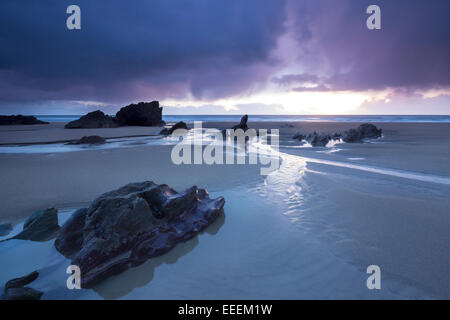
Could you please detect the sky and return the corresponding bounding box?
[0,0,449,115]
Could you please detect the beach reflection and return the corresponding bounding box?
[93,211,226,299]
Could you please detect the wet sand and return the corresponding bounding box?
[0,122,163,145]
[0,144,264,223]
[1,121,450,299]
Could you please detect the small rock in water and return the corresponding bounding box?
[293,131,332,147]
[222,114,252,138]
[5,271,39,289]
[306,132,332,147]
[68,135,106,145]
[160,121,189,135]
[231,114,249,132]
[12,207,60,241]
[342,123,382,143]
[2,271,43,300]
[0,223,13,236]
[55,181,225,288]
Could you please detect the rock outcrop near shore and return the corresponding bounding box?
[222,114,251,137]
[12,207,60,241]
[293,132,335,147]
[341,123,382,143]
[65,101,165,129]
[293,123,382,147]
[2,271,43,300]
[64,110,118,129]
[55,181,225,288]
[232,114,249,132]
[0,115,48,125]
[116,101,165,126]
[160,121,188,135]
[67,135,106,145]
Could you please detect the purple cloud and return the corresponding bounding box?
[0,0,449,113]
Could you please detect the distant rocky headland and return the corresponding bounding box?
[65,101,165,129]
[0,115,48,126]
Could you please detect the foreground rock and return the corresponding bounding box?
[67,135,106,145]
[116,101,165,126]
[55,181,225,288]
[0,223,12,237]
[293,123,382,146]
[65,110,118,129]
[2,271,43,300]
[0,115,48,125]
[160,121,188,135]
[12,207,60,241]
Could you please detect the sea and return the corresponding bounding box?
[35,114,450,123]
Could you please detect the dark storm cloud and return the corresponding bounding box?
[0,0,449,112]
[0,0,287,105]
[283,0,450,92]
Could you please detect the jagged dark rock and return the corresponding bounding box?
[53,208,87,258]
[160,121,189,135]
[0,223,12,237]
[12,207,60,241]
[305,132,333,147]
[65,110,118,129]
[2,271,43,300]
[342,123,382,143]
[0,115,48,125]
[292,123,382,146]
[222,114,252,137]
[292,133,305,140]
[116,101,165,127]
[67,136,106,145]
[5,271,39,290]
[232,114,249,131]
[292,131,332,147]
[54,181,225,288]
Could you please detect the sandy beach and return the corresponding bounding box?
[2,0,449,306]
[1,121,449,223]
[1,120,450,299]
